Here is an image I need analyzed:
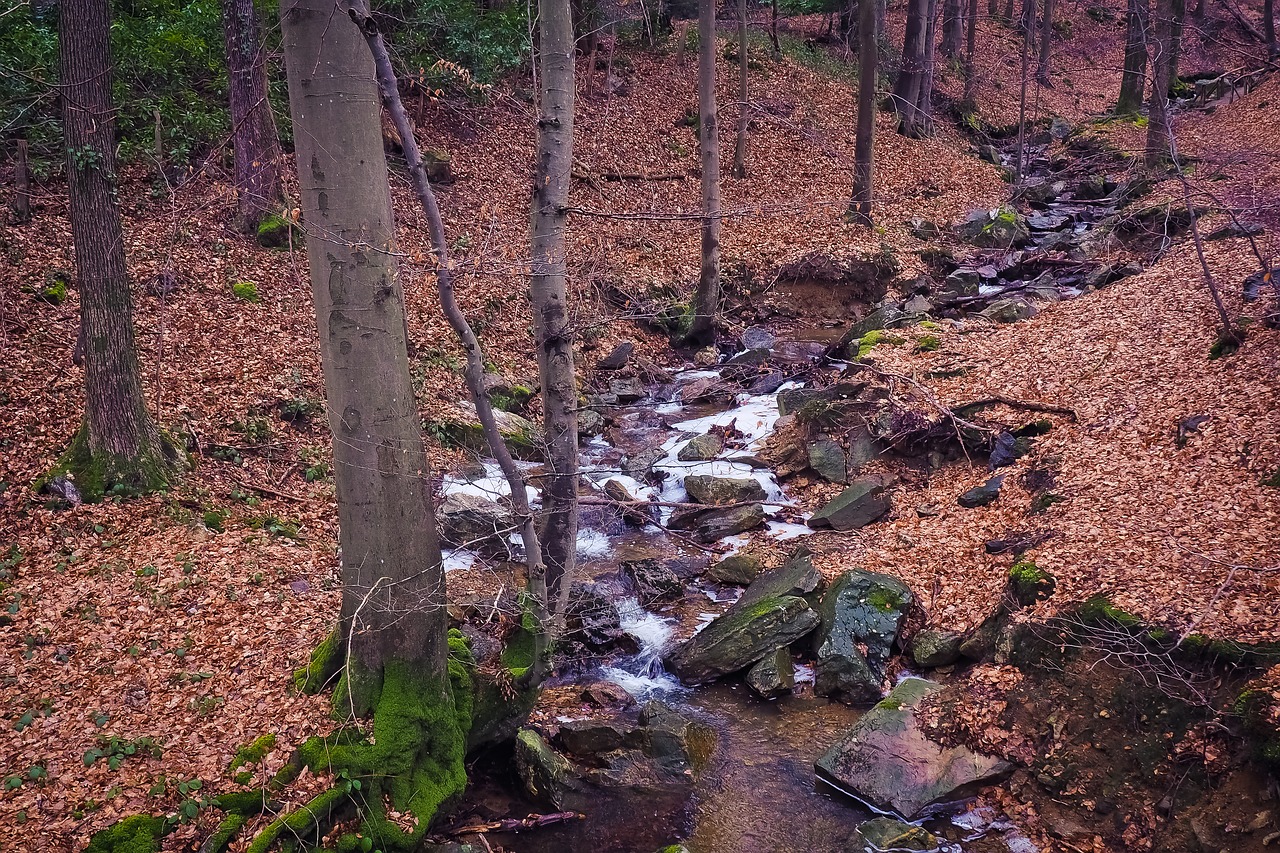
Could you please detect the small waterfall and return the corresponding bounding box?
[601,596,683,696]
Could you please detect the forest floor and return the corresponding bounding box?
[1,1,1278,851]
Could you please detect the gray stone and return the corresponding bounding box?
[639,701,716,774]
[1206,220,1264,241]
[908,217,941,240]
[707,553,765,585]
[808,438,848,484]
[556,719,636,756]
[746,647,795,698]
[438,492,513,553]
[1027,212,1070,231]
[958,602,1011,661]
[677,433,724,461]
[843,306,917,344]
[741,325,777,350]
[976,144,1002,165]
[665,594,820,685]
[609,376,647,403]
[684,474,766,505]
[1021,177,1058,205]
[738,548,823,608]
[515,728,573,809]
[956,208,1030,249]
[776,382,867,417]
[808,478,891,531]
[566,582,626,647]
[623,445,666,478]
[902,294,934,314]
[942,267,981,297]
[849,817,940,852]
[910,629,963,668]
[846,426,878,474]
[957,474,1005,508]
[1049,116,1074,140]
[814,678,1014,819]
[624,558,684,601]
[978,297,1037,324]
[578,408,607,437]
[596,341,634,370]
[813,570,913,702]
[668,503,766,543]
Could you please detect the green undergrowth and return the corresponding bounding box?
[84,814,168,853]
[855,329,905,359]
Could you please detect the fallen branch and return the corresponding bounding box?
[232,476,305,502]
[955,395,1078,420]
[452,811,586,834]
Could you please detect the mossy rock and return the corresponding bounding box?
[38,273,69,305]
[85,815,168,853]
[1074,594,1142,629]
[255,213,298,249]
[1009,560,1055,606]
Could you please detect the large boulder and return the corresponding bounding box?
[435,403,542,460]
[438,492,513,554]
[815,678,1013,819]
[807,478,891,531]
[665,594,820,685]
[683,474,767,505]
[956,208,1030,249]
[813,570,913,702]
[910,629,963,668]
[668,503,766,543]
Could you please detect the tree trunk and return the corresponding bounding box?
[531,0,579,619]
[989,0,999,17]
[689,0,721,345]
[1036,0,1054,84]
[941,0,963,58]
[56,0,175,502]
[850,0,878,224]
[1004,0,1015,22]
[1014,0,1036,181]
[963,0,979,105]
[1145,0,1178,166]
[221,0,282,230]
[13,139,31,223]
[1267,0,1276,55]
[1166,0,1183,90]
[916,0,939,135]
[732,0,749,177]
[280,0,451,720]
[893,0,927,136]
[876,0,886,42]
[1116,0,1149,113]
[770,0,781,57]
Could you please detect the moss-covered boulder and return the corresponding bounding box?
[665,594,820,685]
[737,548,822,608]
[255,212,298,248]
[815,678,1013,819]
[813,570,913,702]
[429,403,543,460]
[956,207,1030,249]
[677,433,724,461]
[1009,560,1056,606]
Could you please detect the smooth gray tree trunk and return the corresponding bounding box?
[531,0,579,619]
[941,0,963,58]
[893,0,928,136]
[1145,0,1180,166]
[963,0,979,105]
[916,0,939,135]
[280,0,449,710]
[689,0,721,345]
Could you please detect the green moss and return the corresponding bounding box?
[917,320,941,330]
[855,329,905,359]
[914,334,941,352]
[39,277,68,305]
[294,660,469,850]
[489,385,534,413]
[873,697,903,711]
[201,812,247,853]
[211,789,270,815]
[1029,492,1065,514]
[1178,634,1280,666]
[1009,560,1056,605]
[84,815,167,853]
[865,586,905,611]
[245,786,347,853]
[38,422,179,503]
[231,281,260,302]
[229,734,276,775]
[255,213,296,249]
[294,630,342,695]
[500,626,536,678]
[1075,594,1142,629]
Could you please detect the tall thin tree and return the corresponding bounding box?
[893,0,928,136]
[1036,0,1054,85]
[850,0,878,225]
[916,0,940,135]
[689,0,722,345]
[221,0,282,229]
[732,0,749,178]
[530,0,580,618]
[963,0,979,106]
[1014,0,1037,180]
[941,0,963,58]
[1145,0,1182,166]
[53,0,177,501]
[1116,0,1149,113]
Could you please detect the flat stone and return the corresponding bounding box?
[741,325,777,350]
[609,376,647,403]
[808,478,891,531]
[667,503,766,543]
[814,678,1013,819]
[957,474,1005,508]
[1027,212,1070,231]
[707,553,765,585]
[978,297,1037,324]
[737,548,822,608]
[684,474,766,505]
[808,438,848,484]
[677,433,724,461]
[666,594,821,685]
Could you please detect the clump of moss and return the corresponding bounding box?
[201,813,247,853]
[489,385,534,413]
[38,422,180,503]
[39,272,69,305]
[231,281,260,303]
[1075,594,1141,629]
[1261,468,1280,489]
[1009,560,1055,606]
[255,213,297,249]
[1029,492,1065,514]
[865,585,906,611]
[856,329,906,359]
[85,814,167,853]
[294,630,343,695]
[228,734,277,785]
[914,334,941,352]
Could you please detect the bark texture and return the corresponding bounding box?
[1014,0,1037,180]
[893,0,929,137]
[1036,0,1054,85]
[280,0,448,706]
[57,0,174,501]
[916,0,939,135]
[531,0,580,618]
[1145,0,1181,166]
[13,139,31,223]
[732,0,749,178]
[689,0,722,345]
[1117,0,1149,113]
[963,0,979,105]
[221,0,282,229]
[941,0,963,58]
[1267,0,1276,56]
[850,0,878,224]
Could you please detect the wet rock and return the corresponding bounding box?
[567,582,627,647]
[941,267,981,297]
[839,306,918,350]
[746,647,795,698]
[958,475,1005,508]
[976,144,1002,165]
[808,478,891,531]
[596,340,634,370]
[578,408,607,437]
[438,492,512,553]
[808,438,848,484]
[1207,220,1263,241]
[748,371,790,395]
[1027,212,1070,231]
[988,430,1026,469]
[813,570,913,702]
[707,553,765,585]
[958,601,1011,661]
[624,558,684,602]
[683,474,766,505]
[680,376,736,405]
[581,681,636,709]
[610,376,647,403]
[623,445,667,479]
[978,297,1038,324]
[902,294,934,314]
[603,478,654,526]
[441,403,542,460]
[814,678,1014,819]
[846,425,878,474]
[956,208,1030,249]
[910,629,963,668]
[1049,116,1074,139]
[556,719,636,757]
[677,433,724,461]
[738,548,822,607]
[516,728,573,809]
[850,817,939,852]
[741,325,777,350]
[1021,177,1058,206]
[639,701,716,774]
[915,503,940,517]
[667,503,766,543]
[776,382,867,417]
[694,346,719,366]
[758,415,810,478]
[666,594,821,685]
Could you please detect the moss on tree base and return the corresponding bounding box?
[38,422,182,503]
